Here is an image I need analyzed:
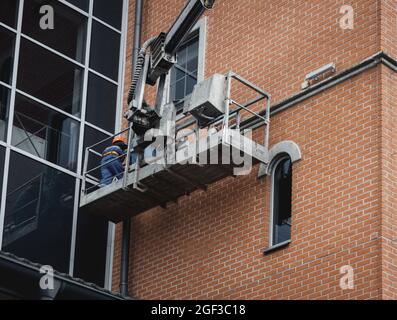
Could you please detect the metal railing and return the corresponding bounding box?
[81,72,271,199]
[82,126,131,195]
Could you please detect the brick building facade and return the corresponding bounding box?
[111,0,397,299]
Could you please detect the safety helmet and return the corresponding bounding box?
[112,136,127,145]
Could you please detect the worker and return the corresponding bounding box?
[99,136,127,186]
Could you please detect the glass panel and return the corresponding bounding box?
[86,73,117,133]
[93,0,123,30]
[187,40,198,73]
[0,146,5,191]
[83,126,111,183]
[2,152,75,273]
[12,94,80,171]
[17,39,83,116]
[23,0,87,63]
[0,0,19,28]
[169,34,199,103]
[176,46,187,67]
[0,85,11,142]
[90,21,120,81]
[65,0,89,11]
[73,209,108,287]
[174,68,185,82]
[186,74,196,97]
[174,78,185,101]
[272,158,292,245]
[0,26,16,84]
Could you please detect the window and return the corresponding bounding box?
[73,208,109,287]
[12,94,80,171]
[17,39,84,116]
[93,0,123,30]
[0,0,19,28]
[22,0,87,63]
[2,152,75,273]
[86,72,117,133]
[0,146,5,189]
[0,85,11,142]
[168,18,205,113]
[270,156,292,246]
[90,20,120,81]
[0,26,16,85]
[169,33,199,112]
[65,0,89,12]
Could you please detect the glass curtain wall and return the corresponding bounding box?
[0,0,126,287]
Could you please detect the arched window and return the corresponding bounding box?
[270,156,292,246]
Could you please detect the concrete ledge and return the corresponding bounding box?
[263,240,291,255]
[258,140,302,178]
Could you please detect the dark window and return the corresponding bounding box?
[2,152,75,273]
[17,39,83,116]
[0,85,11,142]
[271,157,292,245]
[83,126,111,183]
[0,146,5,189]
[22,0,87,63]
[73,209,108,287]
[170,33,199,112]
[90,21,120,81]
[73,126,113,285]
[86,72,117,133]
[0,26,16,85]
[12,94,80,171]
[93,0,123,30]
[65,0,89,11]
[0,0,19,28]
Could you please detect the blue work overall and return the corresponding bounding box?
[99,145,125,186]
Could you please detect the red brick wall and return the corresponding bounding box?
[111,0,397,299]
[113,69,382,299]
[123,0,380,108]
[205,0,379,104]
[380,64,397,299]
[381,0,397,59]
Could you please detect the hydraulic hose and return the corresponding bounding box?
[127,37,157,105]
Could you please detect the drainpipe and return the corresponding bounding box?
[120,218,131,296]
[120,0,143,297]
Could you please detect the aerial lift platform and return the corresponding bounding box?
[80,72,270,223]
[79,0,271,223]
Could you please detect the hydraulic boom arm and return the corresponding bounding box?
[126,0,216,136]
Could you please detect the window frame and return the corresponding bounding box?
[165,17,207,119]
[11,92,81,171]
[268,155,293,249]
[169,32,199,106]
